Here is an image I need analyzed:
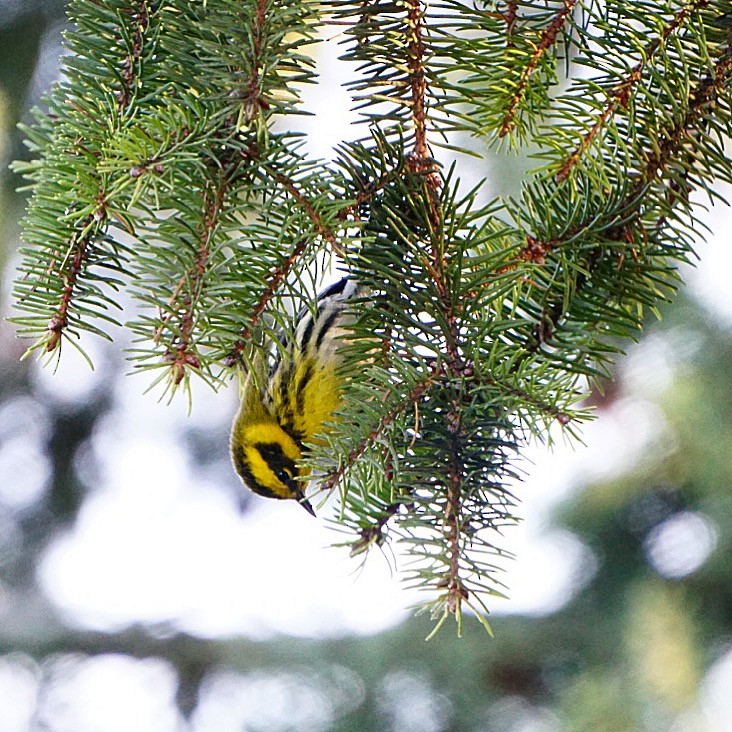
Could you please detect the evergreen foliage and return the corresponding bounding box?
[11,0,732,633]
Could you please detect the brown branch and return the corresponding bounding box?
[336,158,407,223]
[274,172,348,259]
[505,0,519,43]
[227,166,408,367]
[220,149,349,366]
[473,370,572,425]
[406,0,430,165]
[223,236,310,366]
[556,0,711,182]
[483,1,519,46]
[499,0,578,137]
[638,49,732,232]
[405,0,442,228]
[414,188,473,618]
[160,169,230,384]
[519,50,732,358]
[442,390,468,614]
[555,95,628,183]
[502,34,729,287]
[641,52,731,187]
[239,0,271,121]
[405,1,450,337]
[42,6,155,352]
[45,216,96,352]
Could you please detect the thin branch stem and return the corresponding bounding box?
[405,0,442,231]
[556,0,711,182]
[45,216,96,352]
[476,372,572,425]
[224,235,310,367]
[499,0,578,137]
[241,0,272,120]
[159,167,230,384]
[40,4,158,352]
[406,0,430,165]
[443,388,467,614]
[273,172,348,259]
[520,48,732,357]
[505,0,519,44]
[117,1,151,111]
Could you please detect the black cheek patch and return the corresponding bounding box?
[232,445,279,500]
[256,442,299,489]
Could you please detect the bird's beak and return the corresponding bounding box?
[292,484,316,516]
[299,497,316,516]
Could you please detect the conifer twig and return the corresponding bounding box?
[224,235,311,366]
[319,360,443,494]
[499,0,577,137]
[159,168,231,384]
[556,0,712,182]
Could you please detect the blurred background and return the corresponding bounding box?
[2,3,732,730]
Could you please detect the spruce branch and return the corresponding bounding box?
[499,0,579,138]
[320,359,444,496]
[443,383,469,618]
[11,0,732,635]
[495,7,731,381]
[44,216,103,353]
[155,163,232,385]
[272,171,349,259]
[244,0,272,120]
[406,0,432,167]
[556,0,712,182]
[223,234,311,367]
[116,1,152,112]
[500,0,520,42]
[474,371,574,427]
[12,1,165,355]
[642,50,731,184]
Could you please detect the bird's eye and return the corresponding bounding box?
[277,467,294,483]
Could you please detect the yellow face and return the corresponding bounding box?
[230,421,315,514]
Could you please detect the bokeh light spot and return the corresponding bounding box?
[644,511,717,579]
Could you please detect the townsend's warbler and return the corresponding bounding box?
[230,277,360,514]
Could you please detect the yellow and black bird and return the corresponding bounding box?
[230,278,360,514]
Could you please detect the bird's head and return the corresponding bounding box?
[230,419,315,515]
